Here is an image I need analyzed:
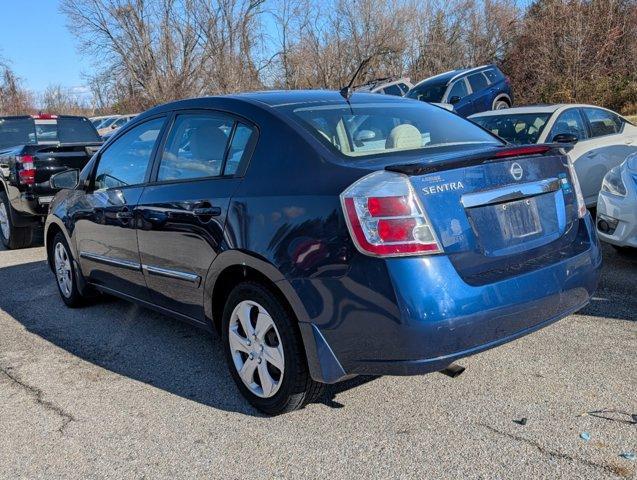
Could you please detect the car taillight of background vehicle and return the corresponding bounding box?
[566,155,587,217]
[16,155,35,185]
[340,170,442,257]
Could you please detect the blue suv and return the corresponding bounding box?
[406,65,513,117]
[45,91,599,414]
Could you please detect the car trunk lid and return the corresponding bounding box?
[387,145,584,284]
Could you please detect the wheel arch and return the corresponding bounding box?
[204,250,311,334]
[492,94,511,109]
[44,217,75,270]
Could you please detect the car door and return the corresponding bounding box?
[467,72,492,114]
[73,116,167,300]
[577,107,637,206]
[136,111,256,321]
[445,78,472,116]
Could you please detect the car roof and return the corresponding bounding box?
[414,65,495,87]
[230,89,414,107]
[468,104,614,119]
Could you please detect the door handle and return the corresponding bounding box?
[193,207,221,216]
[626,139,634,145]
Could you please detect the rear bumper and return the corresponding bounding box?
[297,214,602,383]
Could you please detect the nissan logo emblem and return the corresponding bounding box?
[510,162,523,181]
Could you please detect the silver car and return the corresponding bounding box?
[470,105,637,207]
[597,153,637,249]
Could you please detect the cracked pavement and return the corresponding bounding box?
[0,242,635,479]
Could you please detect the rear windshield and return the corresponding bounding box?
[282,101,501,158]
[405,81,447,103]
[0,116,100,149]
[471,113,551,144]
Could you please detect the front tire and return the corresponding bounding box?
[0,192,33,250]
[51,232,84,307]
[222,282,324,414]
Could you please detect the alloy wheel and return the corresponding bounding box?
[0,201,9,240]
[228,300,285,398]
[54,242,73,298]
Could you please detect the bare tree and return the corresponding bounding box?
[0,58,35,116]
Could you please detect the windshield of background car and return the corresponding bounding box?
[405,81,447,102]
[471,113,551,144]
[283,101,501,158]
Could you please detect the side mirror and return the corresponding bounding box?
[355,129,376,143]
[449,95,461,105]
[552,133,578,144]
[50,169,80,190]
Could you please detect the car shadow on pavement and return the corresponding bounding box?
[0,258,379,416]
[578,243,637,322]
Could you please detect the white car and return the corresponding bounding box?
[354,77,413,96]
[470,105,637,207]
[596,153,637,249]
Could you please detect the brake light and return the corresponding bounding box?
[494,145,550,158]
[341,170,442,257]
[32,113,57,120]
[16,155,35,185]
[566,155,587,218]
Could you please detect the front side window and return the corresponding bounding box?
[549,109,588,141]
[94,117,165,190]
[447,80,468,100]
[383,84,402,96]
[467,73,489,92]
[583,108,623,137]
[405,81,447,103]
[285,102,501,158]
[471,113,551,144]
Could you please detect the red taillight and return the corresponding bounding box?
[341,171,442,257]
[494,145,550,158]
[17,155,35,185]
[377,218,417,242]
[367,196,411,217]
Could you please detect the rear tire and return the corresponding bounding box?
[0,192,33,250]
[222,282,324,415]
[493,99,510,110]
[51,232,85,307]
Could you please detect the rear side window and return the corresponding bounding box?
[57,117,101,143]
[94,117,165,189]
[483,69,504,84]
[471,113,551,144]
[285,102,501,158]
[468,73,489,92]
[583,108,623,137]
[224,123,254,175]
[157,113,254,181]
[549,109,587,141]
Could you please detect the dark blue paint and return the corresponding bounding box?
[46,91,601,385]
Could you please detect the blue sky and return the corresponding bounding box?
[0,1,89,94]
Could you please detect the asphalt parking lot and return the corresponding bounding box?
[0,240,635,479]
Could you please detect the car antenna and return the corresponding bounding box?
[339,55,374,101]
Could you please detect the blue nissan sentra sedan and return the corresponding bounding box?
[44,91,602,414]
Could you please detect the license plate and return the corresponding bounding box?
[495,197,542,239]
